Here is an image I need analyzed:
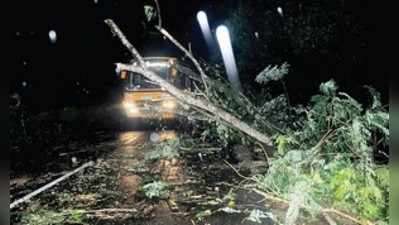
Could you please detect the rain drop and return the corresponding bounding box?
[277,6,283,17]
[49,30,57,43]
[71,157,78,165]
[150,132,160,143]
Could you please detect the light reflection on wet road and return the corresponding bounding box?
[113,130,178,205]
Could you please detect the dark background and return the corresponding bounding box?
[11,0,387,113]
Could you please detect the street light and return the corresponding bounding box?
[216,25,241,91]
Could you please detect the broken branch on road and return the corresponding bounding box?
[10,161,95,209]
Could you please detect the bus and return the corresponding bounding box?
[119,57,198,119]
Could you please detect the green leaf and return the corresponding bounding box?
[255,62,290,84]
[320,80,337,96]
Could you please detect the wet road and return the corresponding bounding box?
[113,130,178,205]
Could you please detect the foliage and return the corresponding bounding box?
[245,209,277,224]
[141,181,170,199]
[20,208,87,225]
[254,80,389,223]
[144,139,180,162]
[144,5,156,22]
[255,62,290,84]
[195,209,213,221]
[194,65,297,147]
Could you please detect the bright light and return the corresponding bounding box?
[123,101,139,115]
[145,61,170,67]
[196,11,213,48]
[49,30,57,43]
[216,25,241,91]
[277,7,283,17]
[162,100,176,109]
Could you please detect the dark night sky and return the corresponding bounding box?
[12,0,221,112]
[11,0,387,112]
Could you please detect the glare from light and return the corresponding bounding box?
[123,101,139,114]
[145,61,171,67]
[196,11,213,47]
[128,108,139,114]
[216,25,241,91]
[162,100,176,109]
[49,30,57,43]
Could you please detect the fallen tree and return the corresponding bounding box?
[105,19,274,148]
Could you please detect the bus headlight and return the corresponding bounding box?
[123,101,139,114]
[162,100,176,109]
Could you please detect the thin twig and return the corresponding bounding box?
[155,26,209,91]
[84,208,137,214]
[252,188,373,225]
[255,141,271,165]
[104,19,145,67]
[153,0,162,27]
[322,212,338,225]
[224,160,256,182]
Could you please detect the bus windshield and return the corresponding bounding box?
[126,66,169,90]
[123,62,191,91]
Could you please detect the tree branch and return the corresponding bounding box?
[10,161,95,209]
[104,19,145,67]
[153,0,162,27]
[155,26,209,91]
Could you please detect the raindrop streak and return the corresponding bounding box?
[196,11,213,48]
[49,30,57,43]
[216,25,241,91]
[277,7,283,17]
